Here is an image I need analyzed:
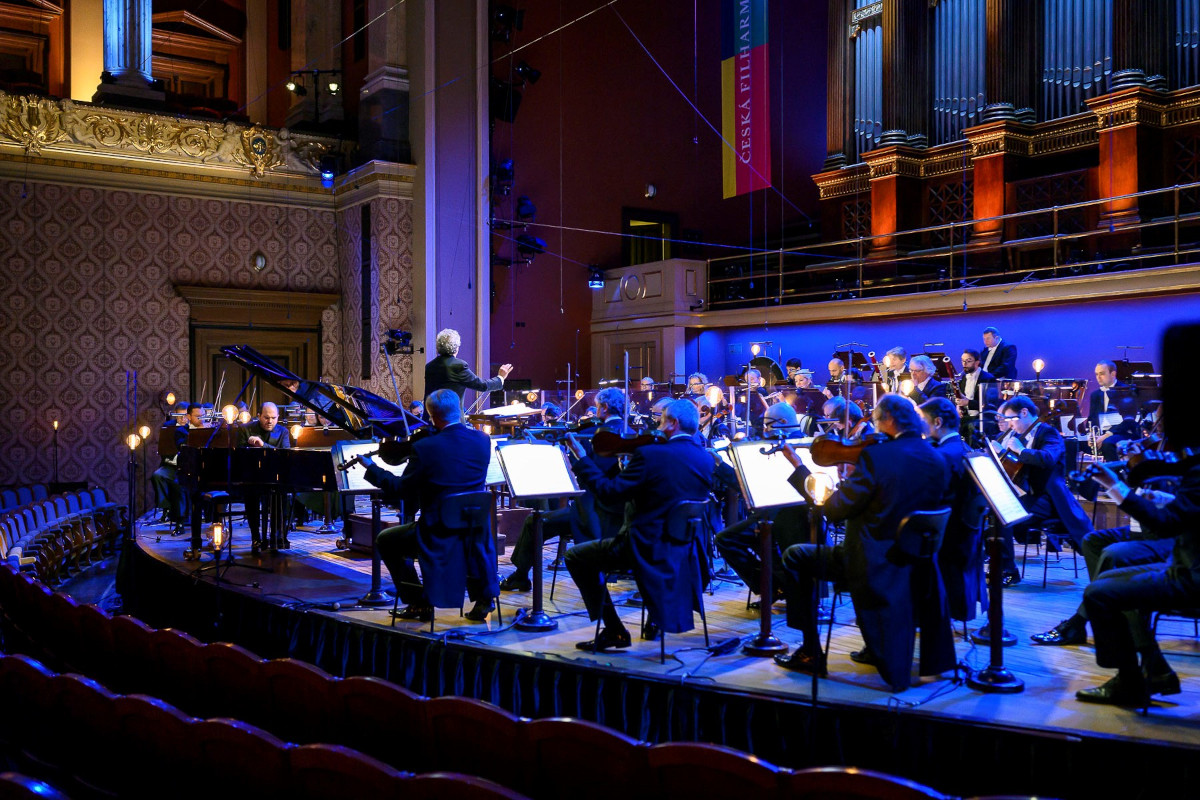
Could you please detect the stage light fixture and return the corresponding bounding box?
[805,473,835,506]
[239,410,252,425]
[326,80,340,94]
[211,522,225,550]
[515,196,536,220]
[900,379,914,395]
[319,155,338,181]
[490,4,525,42]
[516,234,546,258]
[53,420,58,431]
[1032,358,1045,374]
[588,266,605,290]
[513,61,541,85]
[286,80,308,96]
[290,424,303,441]
[492,159,515,196]
[162,390,176,406]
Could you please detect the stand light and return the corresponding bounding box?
[139,424,151,518]
[125,433,142,542]
[1032,358,1045,385]
[51,420,59,485]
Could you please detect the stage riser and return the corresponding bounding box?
[119,544,1200,800]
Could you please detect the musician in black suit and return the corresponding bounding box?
[955,348,996,443]
[151,403,203,526]
[993,396,1092,586]
[360,389,497,622]
[881,347,910,394]
[1087,360,1138,461]
[499,388,629,592]
[564,399,715,651]
[424,328,513,401]
[920,398,988,623]
[238,402,291,552]
[981,327,1017,379]
[906,356,950,404]
[774,394,955,691]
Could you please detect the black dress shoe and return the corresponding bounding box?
[1001,571,1021,588]
[499,574,532,592]
[1146,668,1182,696]
[391,604,433,622]
[575,627,632,652]
[1031,617,1087,646]
[464,600,495,622]
[641,621,660,641]
[849,646,881,666]
[1076,674,1150,707]
[774,649,827,676]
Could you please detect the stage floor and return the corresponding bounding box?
[133,516,1200,751]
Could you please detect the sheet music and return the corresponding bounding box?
[332,440,407,493]
[497,442,583,500]
[730,441,807,510]
[965,452,1031,528]
[1098,411,1123,431]
[485,436,508,486]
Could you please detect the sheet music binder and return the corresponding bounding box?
[965,451,1032,528]
[496,441,584,501]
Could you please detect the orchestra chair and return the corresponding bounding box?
[149,628,206,715]
[47,673,121,795]
[407,773,532,800]
[645,741,780,798]
[112,695,199,793]
[424,696,526,791]
[1152,608,1200,640]
[331,675,428,771]
[286,743,406,800]
[0,773,72,800]
[1020,521,1079,588]
[199,642,270,726]
[108,614,158,695]
[263,658,339,744]
[523,717,647,800]
[195,718,291,797]
[782,765,949,799]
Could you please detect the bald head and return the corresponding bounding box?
[258,402,279,431]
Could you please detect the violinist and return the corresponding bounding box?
[822,396,873,439]
[773,394,955,691]
[500,388,628,592]
[991,396,1092,588]
[360,389,498,623]
[563,399,715,652]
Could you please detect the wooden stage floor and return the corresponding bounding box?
[134,516,1200,752]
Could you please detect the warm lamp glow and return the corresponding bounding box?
[805,472,835,506]
[138,425,151,439]
[750,343,761,356]
[1012,382,1022,392]
[211,522,224,550]
[221,405,238,424]
[126,433,142,450]
[705,386,725,406]
[900,379,915,395]
[290,424,303,440]
[164,391,176,406]
[1032,359,1045,374]
[238,410,252,425]
[52,420,58,431]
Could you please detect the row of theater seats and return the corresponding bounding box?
[0,486,49,512]
[0,489,125,586]
[0,564,967,800]
[0,653,524,800]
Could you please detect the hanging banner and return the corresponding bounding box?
[721,0,771,198]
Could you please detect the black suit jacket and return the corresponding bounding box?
[809,431,955,690]
[1086,380,1137,432]
[364,423,495,607]
[573,434,714,633]
[932,434,987,621]
[908,377,949,405]
[238,421,291,449]
[957,369,996,413]
[1012,422,1090,540]
[982,341,1018,379]
[424,355,502,400]
[1119,464,1200,579]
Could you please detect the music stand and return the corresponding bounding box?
[963,451,1032,694]
[497,441,585,631]
[729,440,817,657]
[332,440,408,606]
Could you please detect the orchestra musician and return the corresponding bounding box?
[734,368,769,435]
[906,355,950,404]
[239,402,291,553]
[981,327,1017,379]
[794,369,820,390]
[772,394,955,690]
[359,389,499,622]
[1087,360,1138,461]
[920,397,988,624]
[425,328,513,400]
[563,399,715,651]
[991,396,1092,587]
[955,348,995,441]
[881,347,910,394]
[685,372,708,398]
[639,376,656,391]
[822,396,873,439]
[785,358,803,385]
[150,403,204,528]
[823,358,859,398]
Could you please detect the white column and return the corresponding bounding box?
[96,0,164,102]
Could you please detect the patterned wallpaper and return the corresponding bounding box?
[0,177,415,503]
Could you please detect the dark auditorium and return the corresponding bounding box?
[4,1,1200,798]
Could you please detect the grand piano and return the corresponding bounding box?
[177,345,426,558]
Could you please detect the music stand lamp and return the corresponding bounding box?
[124,432,141,544]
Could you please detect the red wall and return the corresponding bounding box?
[488,0,829,387]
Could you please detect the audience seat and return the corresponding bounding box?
[196,718,291,796]
[263,658,339,744]
[0,772,72,800]
[286,743,405,799]
[424,695,526,790]
[645,741,780,797]
[523,717,647,800]
[782,766,950,798]
[332,675,428,771]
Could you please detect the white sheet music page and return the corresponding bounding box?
[730,441,806,510]
[333,440,407,493]
[497,442,580,500]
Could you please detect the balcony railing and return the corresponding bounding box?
[707,181,1200,310]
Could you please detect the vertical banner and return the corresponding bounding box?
[721,0,771,198]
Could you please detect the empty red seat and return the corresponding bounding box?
[424,696,526,790]
[113,695,198,792]
[332,675,428,771]
[263,657,339,743]
[48,673,121,793]
[523,717,647,800]
[199,641,269,725]
[0,772,71,800]
[195,718,291,796]
[645,741,780,799]
[782,766,949,799]
[108,614,157,695]
[150,628,206,714]
[407,772,532,800]
[287,743,407,799]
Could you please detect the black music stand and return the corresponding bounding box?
[963,451,1032,693]
[497,441,585,632]
[332,440,407,606]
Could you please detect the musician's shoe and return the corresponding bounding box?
[641,621,660,641]
[575,626,632,652]
[1075,673,1150,707]
[1031,616,1087,646]
[849,645,881,666]
[391,604,433,622]
[499,574,532,592]
[1001,570,1021,588]
[464,600,495,622]
[1146,668,1182,697]
[773,648,828,677]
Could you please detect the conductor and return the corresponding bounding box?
[426,328,513,400]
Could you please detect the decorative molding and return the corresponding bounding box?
[813,164,870,199]
[862,146,925,180]
[176,285,339,329]
[0,91,344,179]
[361,65,411,97]
[0,0,62,23]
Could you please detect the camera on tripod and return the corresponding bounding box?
[381,329,414,355]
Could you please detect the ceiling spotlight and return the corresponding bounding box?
[490,4,525,42]
[286,80,308,96]
[513,61,541,85]
[492,158,514,196]
[516,234,546,258]
[515,196,536,220]
[588,266,604,290]
[326,80,340,94]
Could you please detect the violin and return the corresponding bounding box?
[1068,439,1198,490]
[589,428,668,457]
[809,432,889,467]
[523,416,602,443]
[337,429,432,472]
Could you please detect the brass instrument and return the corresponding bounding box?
[866,351,886,383]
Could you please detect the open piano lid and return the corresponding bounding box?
[222,345,427,439]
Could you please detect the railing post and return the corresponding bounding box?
[1175,186,1181,265]
[1052,206,1059,269]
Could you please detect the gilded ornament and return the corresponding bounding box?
[234,126,285,177]
[0,94,71,155]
